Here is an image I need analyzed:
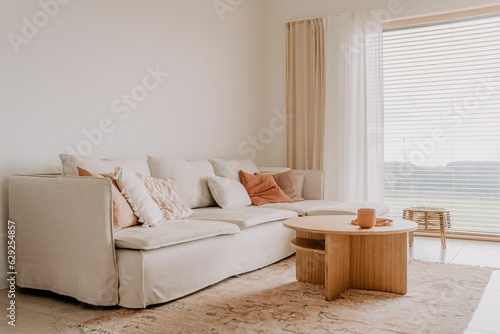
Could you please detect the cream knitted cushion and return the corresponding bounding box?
[136,174,193,220]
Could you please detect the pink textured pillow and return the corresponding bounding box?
[77,167,138,230]
[136,174,193,220]
[239,170,293,206]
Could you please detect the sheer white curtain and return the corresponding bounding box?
[323,11,385,202]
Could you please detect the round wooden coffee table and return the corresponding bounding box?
[283,215,417,300]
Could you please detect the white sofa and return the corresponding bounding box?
[9,156,389,308]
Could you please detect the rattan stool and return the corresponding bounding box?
[403,207,451,249]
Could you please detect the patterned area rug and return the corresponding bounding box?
[79,257,494,334]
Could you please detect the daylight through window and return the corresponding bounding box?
[383,14,500,234]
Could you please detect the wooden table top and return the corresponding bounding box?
[283,215,417,235]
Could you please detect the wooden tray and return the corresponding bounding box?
[351,218,393,227]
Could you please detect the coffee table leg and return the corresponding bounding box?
[325,234,350,300]
[349,233,408,295]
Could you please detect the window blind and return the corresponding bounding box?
[383,14,500,234]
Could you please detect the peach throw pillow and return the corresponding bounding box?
[77,167,138,230]
[239,170,293,206]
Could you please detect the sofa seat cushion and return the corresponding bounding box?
[191,207,298,229]
[114,220,240,250]
[307,201,390,217]
[262,200,336,216]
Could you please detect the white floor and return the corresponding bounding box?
[466,271,500,334]
[408,235,500,268]
[1,236,499,334]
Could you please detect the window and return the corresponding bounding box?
[383,13,500,234]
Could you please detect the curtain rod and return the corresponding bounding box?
[285,7,374,24]
[285,14,326,24]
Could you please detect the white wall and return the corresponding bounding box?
[0,0,269,289]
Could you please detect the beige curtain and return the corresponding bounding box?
[286,18,325,170]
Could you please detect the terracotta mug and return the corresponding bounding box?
[357,208,376,228]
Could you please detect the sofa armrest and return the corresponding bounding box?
[9,174,119,306]
[293,169,324,200]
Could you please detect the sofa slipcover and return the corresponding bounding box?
[9,167,392,308]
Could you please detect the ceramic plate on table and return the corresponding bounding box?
[351,218,393,226]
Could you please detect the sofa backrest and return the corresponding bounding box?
[59,154,150,176]
[148,156,217,209]
[56,154,324,206]
[292,169,324,200]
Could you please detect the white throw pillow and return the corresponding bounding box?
[59,154,150,176]
[207,176,252,209]
[209,158,260,181]
[147,156,216,209]
[113,167,163,227]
